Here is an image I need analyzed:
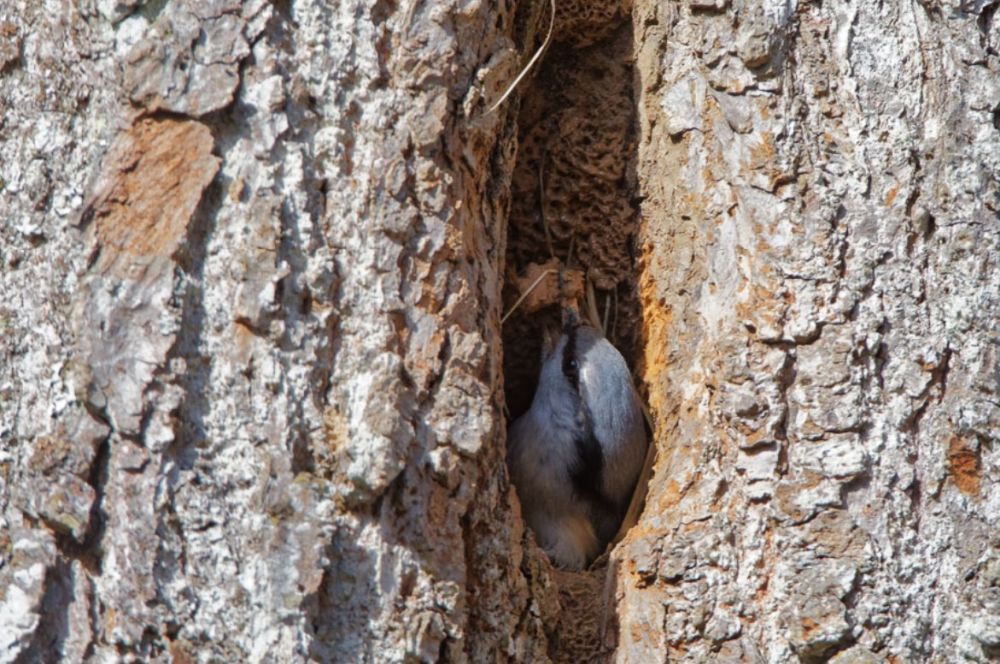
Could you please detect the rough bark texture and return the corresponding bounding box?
[1,0,998,663]
[2,0,551,661]
[619,0,1000,661]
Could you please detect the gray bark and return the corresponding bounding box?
[0,0,998,662]
[618,0,1000,661]
[2,0,543,661]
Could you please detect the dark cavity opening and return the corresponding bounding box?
[502,15,641,421]
[501,2,642,661]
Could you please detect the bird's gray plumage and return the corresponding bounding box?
[507,323,647,569]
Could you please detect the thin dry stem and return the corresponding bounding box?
[487,0,556,114]
[538,153,555,260]
[602,289,612,336]
[501,268,557,325]
[610,401,656,547]
[611,287,618,340]
[585,278,603,332]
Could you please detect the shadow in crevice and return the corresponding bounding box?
[502,20,642,422]
[13,560,74,664]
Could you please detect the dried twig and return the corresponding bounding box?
[501,268,557,325]
[585,277,602,332]
[611,287,618,340]
[538,152,555,260]
[602,288,612,337]
[487,0,557,114]
[610,401,656,546]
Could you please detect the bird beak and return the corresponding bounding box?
[541,319,560,360]
[561,306,581,330]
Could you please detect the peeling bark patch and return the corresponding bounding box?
[78,117,218,436]
[637,263,675,417]
[82,117,219,276]
[0,20,21,72]
[124,1,254,117]
[947,436,981,497]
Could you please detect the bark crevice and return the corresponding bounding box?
[500,1,642,660]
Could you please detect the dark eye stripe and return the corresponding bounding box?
[561,324,580,389]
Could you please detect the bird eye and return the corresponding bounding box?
[567,358,579,372]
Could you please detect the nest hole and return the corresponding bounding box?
[501,2,642,661]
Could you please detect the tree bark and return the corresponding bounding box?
[618,0,1000,661]
[1,0,998,662]
[2,0,545,660]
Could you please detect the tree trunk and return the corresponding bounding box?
[618,1,1000,661]
[1,0,997,662]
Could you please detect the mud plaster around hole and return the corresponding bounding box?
[500,2,642,660]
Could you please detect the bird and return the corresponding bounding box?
[506,315,647,569]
